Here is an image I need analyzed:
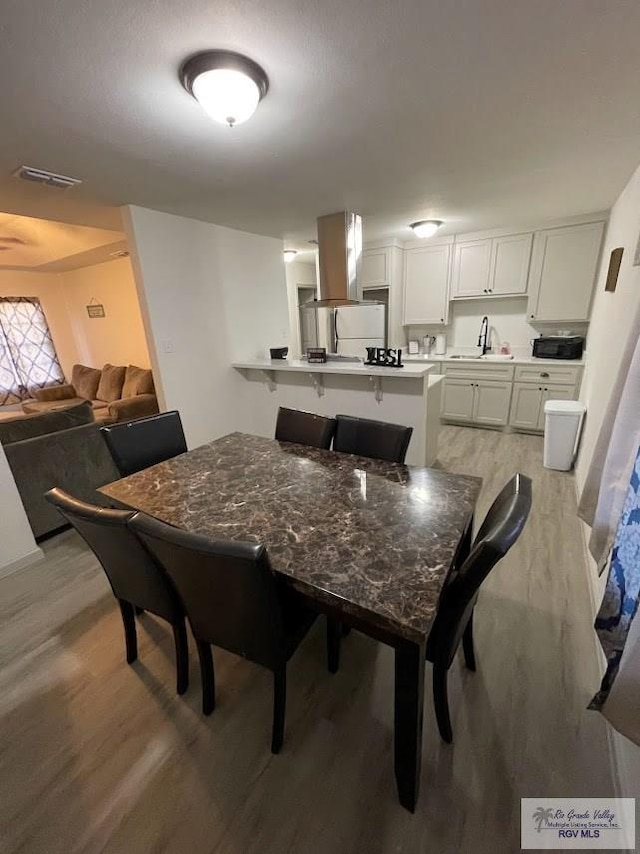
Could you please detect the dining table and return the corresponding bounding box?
[100,431,482,812]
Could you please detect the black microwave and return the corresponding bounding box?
[532,335,584,360]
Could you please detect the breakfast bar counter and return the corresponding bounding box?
[232,359,443,466]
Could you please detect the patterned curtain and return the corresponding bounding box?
[0,297,64,405]
[589,445,640,721]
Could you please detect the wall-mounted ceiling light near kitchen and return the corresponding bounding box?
[410,220,443,239]
[180,50,269,128]
[283,250,297,263]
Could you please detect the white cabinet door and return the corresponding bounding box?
[403,244,451,325]
[528,222,604,322]
[489,233,533,296]
[362,249,390,287]
[451,239,492,298]
[473,380,512,426]
[509,383,543,429]
[441,379,475,422]
[537,384,577,430]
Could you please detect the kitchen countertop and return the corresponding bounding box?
[233,358,434,378]
[402,354,585,367]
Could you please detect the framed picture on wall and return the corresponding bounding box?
[605,248,624,292]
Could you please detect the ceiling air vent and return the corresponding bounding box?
[13,165,82,189]
[109,249,130,259]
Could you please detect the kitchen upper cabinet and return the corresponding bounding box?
[452,233,533,298]
[451,239,492,298]
[361,248,391,287]
[473,380,512,426]
[527,222,605,322]
[441,378,475,422]
[489,233,532,295]
[403,244,451,325]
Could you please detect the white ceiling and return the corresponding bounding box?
[1,0,640,247]
[0,213,126,272]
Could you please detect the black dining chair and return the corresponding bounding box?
[274,407,336,450]
[100,410,187,477]
[425,473,532,743]
[45,488,189,694]
[129,513,317,754]
[333,414,413,464]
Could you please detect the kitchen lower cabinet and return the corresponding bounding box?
[441,378,475,422]
[509,382,577,431]
[472,380,512,426]
[442,378,511,426]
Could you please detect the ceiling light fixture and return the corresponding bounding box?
[410,220,443,239]
[180,50,269,128]
[283,250,297,263]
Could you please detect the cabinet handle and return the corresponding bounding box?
[530,314,535,319]
[540,371,549,378]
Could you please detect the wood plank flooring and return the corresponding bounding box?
[0,426,630,854]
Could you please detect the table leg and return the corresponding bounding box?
[394,638,426,813]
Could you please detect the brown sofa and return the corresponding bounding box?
[22,363,159,424]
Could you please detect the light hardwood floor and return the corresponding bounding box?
[0,426,625,854]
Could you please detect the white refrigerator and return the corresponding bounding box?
[334,304,386,356]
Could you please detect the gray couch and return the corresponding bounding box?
[0,401,120,539]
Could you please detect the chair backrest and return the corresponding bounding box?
[333,414,413,464]
[45,488,182,623]
[426,473,532,666]
[100,410,187,477]
[275,407,336,450]
[129,513,287,669]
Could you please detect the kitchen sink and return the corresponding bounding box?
[446,353,514,361]
[480,354,514,361]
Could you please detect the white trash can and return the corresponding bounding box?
[543,399,586,471]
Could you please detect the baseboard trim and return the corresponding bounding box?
[0,547,44,580]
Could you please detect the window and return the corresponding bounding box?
[0,297,64,405]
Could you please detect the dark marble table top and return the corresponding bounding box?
[100,433,482,643]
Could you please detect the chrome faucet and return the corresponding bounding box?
[478,316,490,355]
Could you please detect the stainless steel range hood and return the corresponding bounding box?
[313,211,364,307]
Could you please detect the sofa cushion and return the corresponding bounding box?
[96,363,126,403]
[0,401,95,445]
[22,397,87,415]
[122,365,154,398]
[91,399,109,411]
[72,364,102,400]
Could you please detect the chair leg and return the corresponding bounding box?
[172,620,189,695]
[326,618,342,674]
[118,600,137,664]
[433,660,453,744]
[462,610,476,672]
[196,640,215,715]
[271,666,287,754]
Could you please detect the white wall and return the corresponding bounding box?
[572,163,640,804]
[406,296,588,356]
[0,442,42,577]
[0,270,80,380]
[285,261,317,358]
[59,257,150,370]
[576,163,640,492]
[123,205,289,448]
